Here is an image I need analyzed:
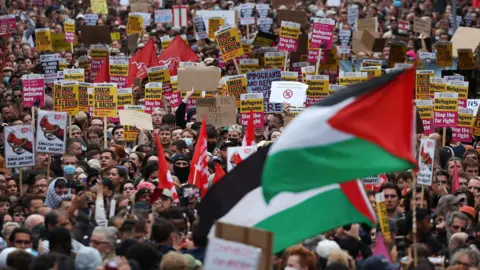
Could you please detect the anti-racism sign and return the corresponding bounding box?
[36,110,67,154]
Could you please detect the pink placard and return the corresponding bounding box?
[22,76,45,108]
[240,111,264,128]
[421,118,433,134]
[311,20,335,49]
[164,91,181,107]
[0,15,16,35]
[433,111,458,127]
[277,36,298,52]
[451,126,471,142]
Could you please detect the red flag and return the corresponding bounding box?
[213,162,225,185]
[474,0,480,8]
[242,109,255,146]
[452,162,459,194]
[93,57,109,83]
[157,35,199,76]
[188,118,210,197]
[155,132,179,202]
[373,235,392,262]
[128,39,158,86]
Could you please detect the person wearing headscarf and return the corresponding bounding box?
[45,178,71,209]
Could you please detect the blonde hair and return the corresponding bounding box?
[327,249,354,269]
[160,251,188,270]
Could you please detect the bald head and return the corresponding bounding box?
[37,206,52,216]
[24,214,44,230]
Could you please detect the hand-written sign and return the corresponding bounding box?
[197,96,237,127]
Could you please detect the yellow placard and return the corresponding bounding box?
[208,17,225,39]
[53,82,62,112]
[124,125,139,142]
[429,77,446,95]
[215,26,244,62]
[388,42,407,68]
[305,75,329,98]
[239,97,264,113]
[51,33,71,52]
[434,94,458,112]
[360,66,382,80]
[78,82,90,112]
[171,76,178,92]
[145,82,163,108]
[161,36,171,50]
[458,49,475,70]
[127,15,143,36]
[118,91,133,106]
[415,70,434,100]
[473,110,480,136]
[458,111,474,127]
[446,83,468,100]
[265,52,284,68]
[226,75,248,105]
[91,0,108,14]
[93,83,118,117]
[339,73,368,86]
[375,194,391,243]
[279,24,300,39]
[436,42,453,67]
[416,101,433,120]
[61,81,79,116]
[238,59,259,74]
[109,63,129,77]
[110,32,121,41]
[147,66,171,84]
[35,29,52,52]
[319,46,339,72]
[64,69,85,82]
[301,66,316,83]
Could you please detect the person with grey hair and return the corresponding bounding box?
[446,211,469,244]
[24,214,44,231]
[75,247,103,270]
[451,247,480,268]
[90,226,117,260]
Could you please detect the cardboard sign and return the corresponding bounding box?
[208,17,225,39]
[91,0,108,14]
[21,74,45,108]
[458,49,475,70]
[269,81,307,107]
[36,110,67,154]
[416,99,434,134]
[247,69,282,112]
[119,110,153,130]
[127,14,143,36]
[451,27,480,57]
[145,82,163,112]
[226,146,258,172]
[375,193,391,242]
[0,15,16,35]
[131,4,150,13]
[430,77,447,95]
[434,92,458,127]
[109,56,129,88]
[339,72,368,86]
[388,41,407,68]
[305,75,329,106]
[4,125,35,168]
[357,17,377,32]
[93,83,118,117]
[446,80,469,108]
[453,108,474,142]
[311,18,335,49]
[413,17,431,36]
[239,59,259,74]
[197,96,237,127]
[436,42,453,67]
[155,9,173,23]
[194,17,208,40]
[240,93,264,127]
[278,21,300,52]
[276,10,308,28]
[177,66,221,91]
[215,26,244,62]
[415,70,434,100]
[35,28,52,52]
[417,138,435,185]
[81,26,111,45]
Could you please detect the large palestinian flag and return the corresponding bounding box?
[198,68,416,253]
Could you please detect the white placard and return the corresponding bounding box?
[204,237,262,270]
[4,125,35,168]
[36,110,68,154]
[269,81,308,107]
[417,138,436,186]
[226,146,258,172]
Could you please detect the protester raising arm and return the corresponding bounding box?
[95,179,108,227]
[68,192,97,246]
[175,89,195,129]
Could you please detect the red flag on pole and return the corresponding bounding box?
[187,118,210,196]
[127,39,158,86]
[452,162,460,194]
[212,162,226,185]
[157,35,199,76]
[242,109,255,146]
[155,132,179,202]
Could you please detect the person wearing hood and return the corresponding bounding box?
[172,154,190,184]
[45,178,71,209]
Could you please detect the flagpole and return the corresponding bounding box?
[412,173,418,267]
[442,127,446,146]
[316,49,322,75]
[233,58,241,75]
[283,52,289,71]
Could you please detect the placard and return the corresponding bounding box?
[147,65,172,94]
[4,125,35,168]
[172,5,188,28]
[195,10,237,33]
[204,237,261,270]
[64,19,75,43]
[375,193,391,242]
[61,81,79,116]
[264,52,284,69]
[247,69,282,112]
[453,108,474,142]
[417,138,436,185]
[278,21,300,52]
[305,75,329,106]
[21,74,45,108]
[239,3,255,25]
[93,83,118,117]
[338,72,368,86]
[119,110,153,130]
[436,41,453,67]
[413,17,431,36]
[214,26,244,62]
[281,71,298,82]
[81,26,111,45]
[0,15,16,35]
[84,14,99,25]
[226,75,248,105]
[430,77,446,95]
[388,42,407,68]
[208,17,225,39]
[35,28,52,52]
[434,92,458,127]
[197,96,237,127]
[78,82,91,112]
[240,93,264,128]
[446,80,468,108]
[91,0,108,14]
[36,110,67,154]
[194,17,208,40]
[239,59,259,74]
[415,70,434,100]
[155,9,173,23]
[457,49,475,70]
[359,66,382,80]
[226,146,258,172]
[144,82,163,112]
[177,65,220,92]
[269,81,308,107]
[348,6,359,29]
[127,14,143,36]
[416,99,434,134]
[109,57,129,88]
[63,68,85,82]
[311,18,335,49]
